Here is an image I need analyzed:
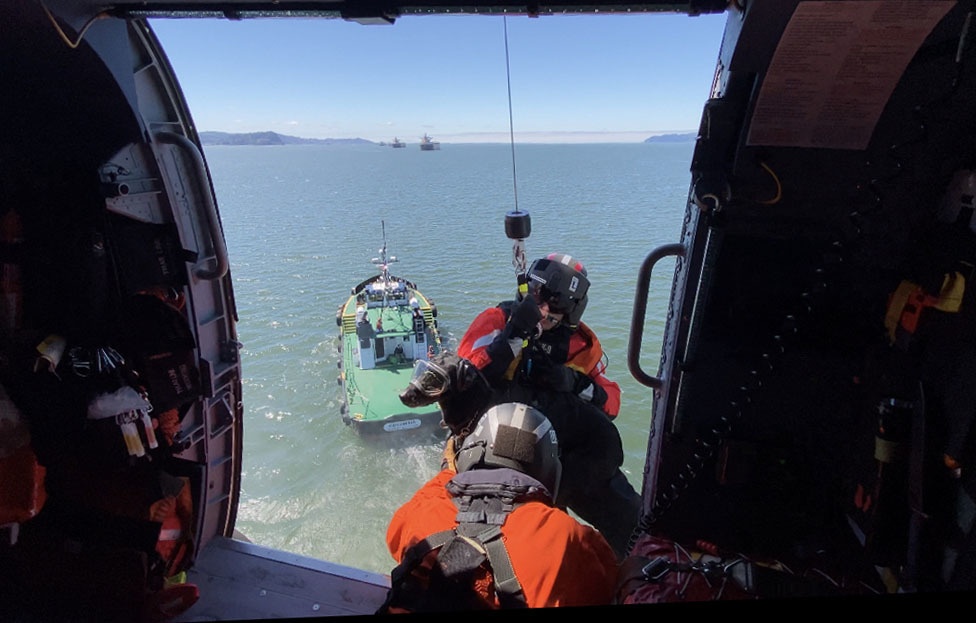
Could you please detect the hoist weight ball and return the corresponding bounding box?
[505,211,531,240]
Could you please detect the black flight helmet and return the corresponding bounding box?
[525,252,590,328]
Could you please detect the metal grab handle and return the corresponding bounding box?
[628,243,686,389]
[156,131,229,280]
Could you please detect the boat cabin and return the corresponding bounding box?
[362,278,410,308]
[353,288,430,370]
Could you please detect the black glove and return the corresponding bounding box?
[502,296,543,340]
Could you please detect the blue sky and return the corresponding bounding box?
[151,12,728,143]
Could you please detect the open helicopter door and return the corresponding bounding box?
[0,4,242,619]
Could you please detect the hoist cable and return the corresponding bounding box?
[503,16,520,215]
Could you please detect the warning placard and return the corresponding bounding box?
[746,1,954,150]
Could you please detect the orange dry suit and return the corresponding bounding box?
[383,468,618,611]
[458,304,621,417]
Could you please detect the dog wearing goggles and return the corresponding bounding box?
[399,350,492,436]
[399,349,624,480]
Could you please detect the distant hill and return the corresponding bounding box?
[199,131,374,146]
[644,132,697,143]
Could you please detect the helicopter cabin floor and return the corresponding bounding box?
[0,535,390,622]
[173,536,390,621]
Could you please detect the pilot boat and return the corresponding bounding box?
[335,222,444,435]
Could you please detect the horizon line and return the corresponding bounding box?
[200,129,699,145]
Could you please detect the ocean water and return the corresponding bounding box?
[204,141,693,575]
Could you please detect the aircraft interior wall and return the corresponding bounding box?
[649,1,976,593]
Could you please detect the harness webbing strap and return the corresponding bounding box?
[387,529,456,586]
[455,494,515,526]
[482,529,522,596]
[378,529,456,614]
[454,496,526,603]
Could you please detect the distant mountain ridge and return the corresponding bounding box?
[199,131,374,146]
[199,130,696,145]
[644,132,697,143]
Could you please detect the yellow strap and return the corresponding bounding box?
[884,280,918,343]
[875,436,907,464]
[933,271,964,313]
[442,436,459,472]
[884,273,965,342]
[503,350,524,381]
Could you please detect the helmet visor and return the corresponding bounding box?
[527,279,571,315]
[407,358,451,398]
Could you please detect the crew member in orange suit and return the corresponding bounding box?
[458,252,621,418]
[380,402,617,611]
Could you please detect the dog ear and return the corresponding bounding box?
[454,358,486,393]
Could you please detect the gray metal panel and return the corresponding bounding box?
[177,537,391,621]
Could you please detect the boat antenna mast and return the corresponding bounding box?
[502,15,532,301]
[371,219,398,310]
